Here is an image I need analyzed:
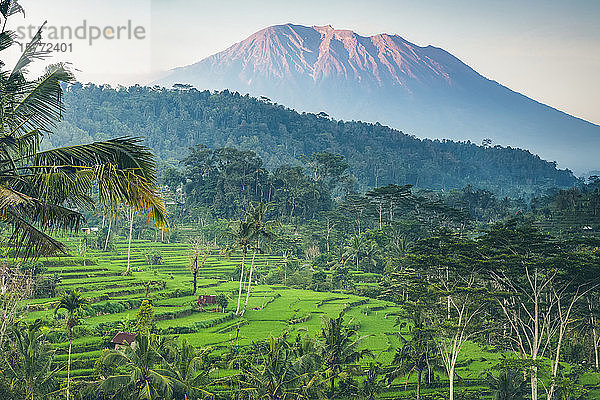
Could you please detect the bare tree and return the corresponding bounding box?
[427,270,489,400]
[0,258,33,348]
[491,265,596,400]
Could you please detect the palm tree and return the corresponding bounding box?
[228,219,254,315]
[360,363,385,400]
[319,313,371,399]
[54,289,88,400]
[237,335,305,400]
[98,333,174,400]
[241,202,277,317]
[344,235,366,272]
[362,241,381,273]
[0,4,168,260]
[387,325,442,400]
[188,242,209,295]
[4,319,56,400]
[485,369,528,400]
[169,339,214,400]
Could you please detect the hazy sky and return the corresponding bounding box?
[10,0,600,124]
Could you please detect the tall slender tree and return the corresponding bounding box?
[228,219,254,316]
[188,242,209,295]
[241,202,277,317]
[54,289,88,400]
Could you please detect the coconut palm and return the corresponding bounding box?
[360,362,385,400]
[387,326,442,400]
[54,289,88,400]
[169,339,214,400]
[485,369,528,400]
[362,241,381,273]
[237,335,305,400]
[4,319,56,400]
[344,235,366,272]
[241,202,277,317]
[319,313,371,399]
[227,219,254,315]
[98,333,174,400]
[0,4,167,260]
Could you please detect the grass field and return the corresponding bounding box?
[23,234,600,398]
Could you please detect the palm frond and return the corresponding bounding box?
[8,23,49,81]
[25,167,95,207]
[94,166,167,229]
[2,208,66,258]
[0,0,24,19]
[33,137,157,181]
[9,63,73,134]
[0,30,13,53]
[30,138,168,229]
[0,184,83,229]
[0,128,41,163]
[100,374,132,394]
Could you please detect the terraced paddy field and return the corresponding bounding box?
[23,235,600,398]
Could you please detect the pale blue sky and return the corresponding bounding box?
[12,0,600,124]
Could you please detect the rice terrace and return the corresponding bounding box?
[2,1,600,400]
[16,233,531,399]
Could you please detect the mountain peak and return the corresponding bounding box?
[156,23,600,173]
[312,24,335,31]
[191,23,456,88]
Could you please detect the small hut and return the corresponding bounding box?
[110,332,137,350]
[197,295,217,310]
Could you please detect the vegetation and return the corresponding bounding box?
[50,85,578,197]
[54,289,88,400]
[1,2,600,400]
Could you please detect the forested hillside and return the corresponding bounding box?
[51,84,578,197]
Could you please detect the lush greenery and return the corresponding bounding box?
[1,2,599,400]
[46,84,578,197]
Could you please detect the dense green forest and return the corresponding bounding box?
[47,84,578,197]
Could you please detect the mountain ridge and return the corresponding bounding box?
[156,23,600,174]
[48,83,578,199]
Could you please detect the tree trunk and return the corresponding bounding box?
[235,251,246,315]
[531,365,538,400]
[548,327,566,400]
[241,251,257,316]
[104,216,112,251]
[67,335,72,400]
[192,271,197,295]
[126,208,134,273]
[449,366,454,400]
[594,327,599,369]
[417,369,422,400]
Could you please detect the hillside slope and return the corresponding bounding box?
[48,84,577,197]
[156,23,600,174]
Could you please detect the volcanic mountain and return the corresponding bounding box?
[156,24,600,174]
